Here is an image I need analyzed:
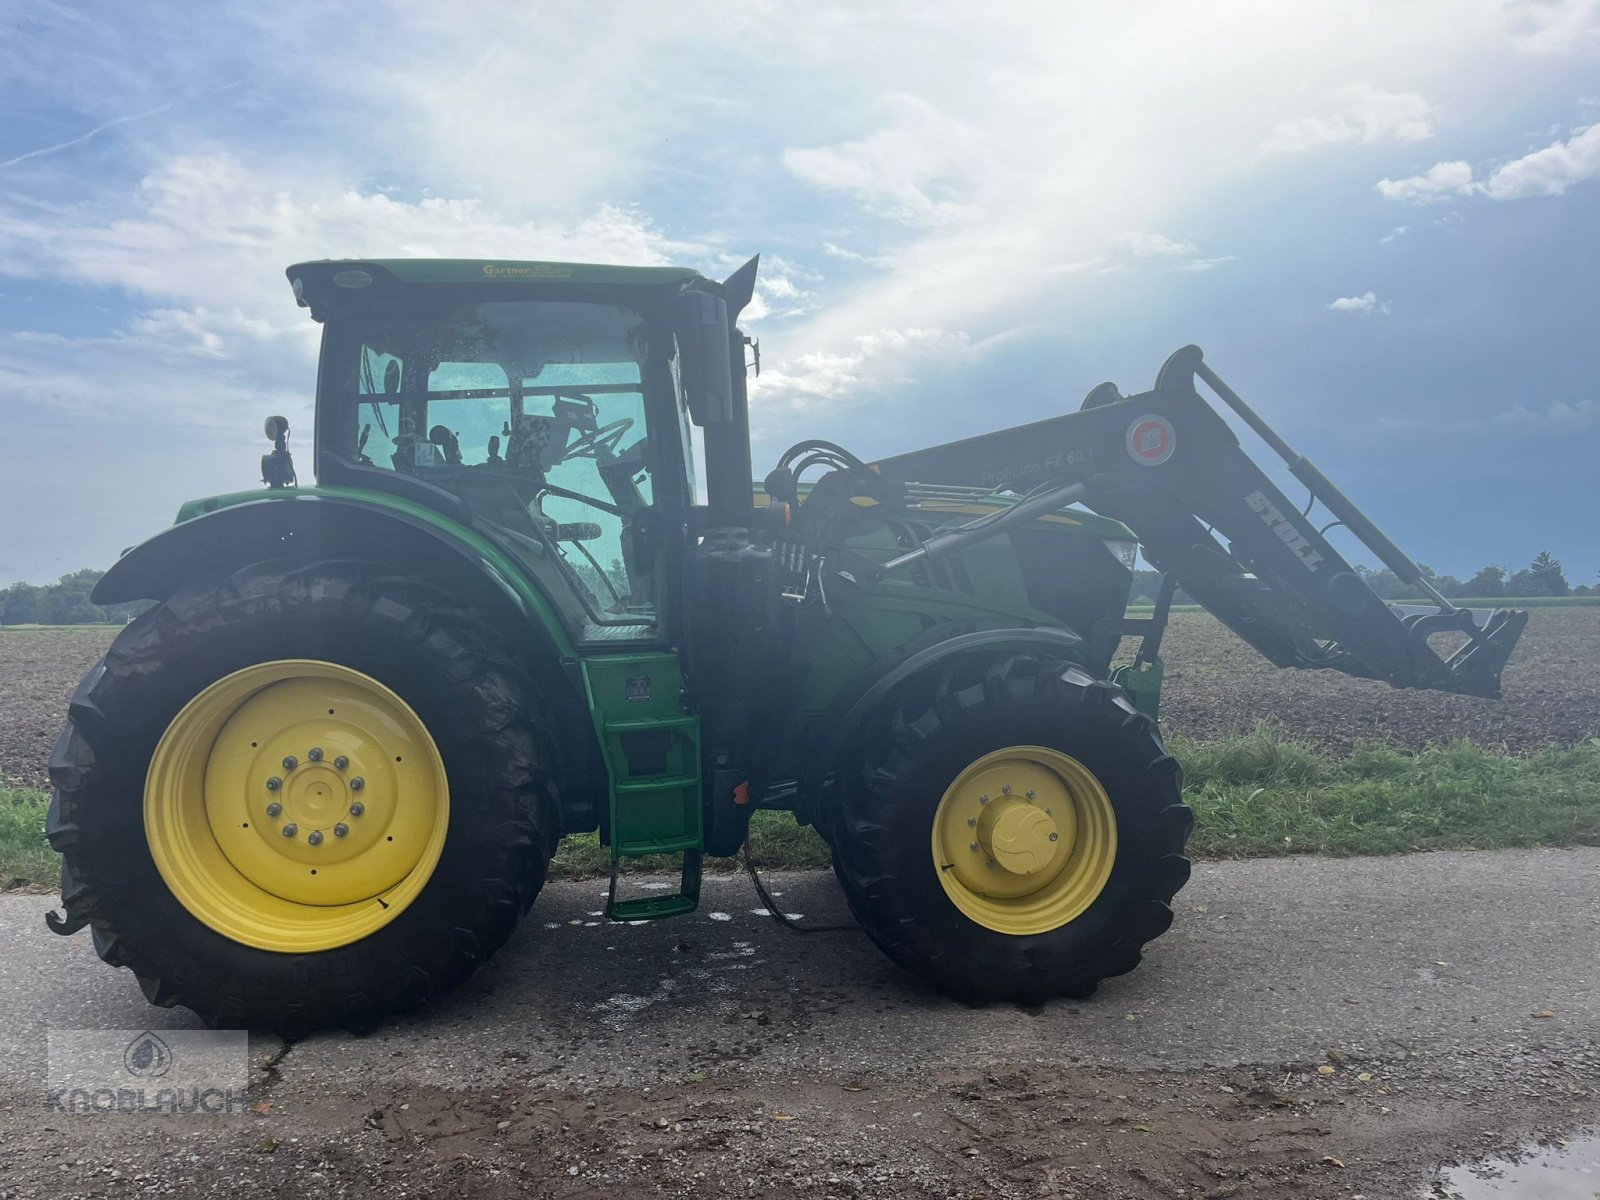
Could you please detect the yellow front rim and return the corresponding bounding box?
[930,746,1117,936]
[145,660,449,953]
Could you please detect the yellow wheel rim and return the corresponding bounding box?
[145,660,449,953]
[930,745,1116,936]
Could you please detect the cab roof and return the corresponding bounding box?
[286,258,704,319]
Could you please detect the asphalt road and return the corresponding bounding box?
[2,846,1597,1093]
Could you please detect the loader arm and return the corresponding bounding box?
[868,345,1527,698]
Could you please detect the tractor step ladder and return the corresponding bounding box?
[579,654,703,920]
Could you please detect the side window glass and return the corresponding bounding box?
[357,347,403,467]
[427,363,510,466]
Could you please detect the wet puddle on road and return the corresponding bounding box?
[1428,1136,1600,1198]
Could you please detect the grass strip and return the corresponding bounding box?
[0,787,56,891]
[1174,724,1600,857]
[4,727,1598,891]
[551,809,833,879]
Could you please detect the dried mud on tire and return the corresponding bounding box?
[3,609,1597,790]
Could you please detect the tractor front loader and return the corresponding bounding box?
[45,256,1526,1029]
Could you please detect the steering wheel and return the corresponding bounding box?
[563,417,633,461]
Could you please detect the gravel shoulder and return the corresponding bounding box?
[2,850,1597,1198]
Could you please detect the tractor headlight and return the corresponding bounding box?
[1108,540,1139,571]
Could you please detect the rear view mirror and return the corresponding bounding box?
[675,289,733,426]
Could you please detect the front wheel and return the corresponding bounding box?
[47,560,559,1030]
[830,654,1192,1002]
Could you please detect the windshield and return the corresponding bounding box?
[330,299,678,625]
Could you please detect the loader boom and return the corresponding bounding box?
[870,345,1526,698]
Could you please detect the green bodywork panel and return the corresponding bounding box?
[1110,656,1165,719]
[759,491,1143,718]
[580,653,702,919]
[293,258,700,286]
[797,531,1063,714]
[172,485,578,658]
[285,259,702,318]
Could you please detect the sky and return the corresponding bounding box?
[1,0,1597,587]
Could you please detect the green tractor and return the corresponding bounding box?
[46,257,1526,1028]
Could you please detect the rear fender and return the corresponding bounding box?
[94,494,606,825]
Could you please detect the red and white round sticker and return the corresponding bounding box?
[1124,414,1176,466]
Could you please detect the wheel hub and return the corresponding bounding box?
[930,746,1115,935]
[144,660,449,952]
[977,798,1067,875]
[205,677,436,905]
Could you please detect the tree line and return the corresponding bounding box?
[0,569,152,626]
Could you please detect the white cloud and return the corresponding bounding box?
[1263,83,1436,152]
[1375,160,1476,203]
[1113,231,1197,258]
[750,325,1018,416]
[1377,121,1600,204]
[1481,121,1600,197]
[0,100,175,170]
[1379,225,1410,243]
[1379,394,1598,432]
[1490,0,1600,53]
[1328,290,1391,313]
[780,94,987,227]
[821,242,893,267]
[0,153,695,427]
[1493,396,1598,428]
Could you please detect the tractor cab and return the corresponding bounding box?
[287,258,752,645]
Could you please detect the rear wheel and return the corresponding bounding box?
[831,653,1192,1002]
[47,559,559,1030]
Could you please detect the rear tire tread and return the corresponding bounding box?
[47,558,560,1030]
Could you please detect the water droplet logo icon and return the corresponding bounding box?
[123,1031,173,1078]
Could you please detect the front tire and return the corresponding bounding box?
[830,653,1192,1002]
[47,559,558,1030]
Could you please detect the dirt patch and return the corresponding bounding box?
[10,1053,1597,1198]
[1135,607,1600,756]
[0,627,113,788]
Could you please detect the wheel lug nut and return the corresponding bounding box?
[979,795,990,805]
[333,823,349,838]
[350,777,365,792]
[1026,790,1036,800]
[281,823,298,838]
[265,777,282,791]
[308,748,324,762]
[265,802,282,818]
[282,755,298,771]
[966,816,977,827]
[307,830,324,846]
[1002,784,1012,795]
[349,801,365,817]
[1049,832,1060,842]
[969,841,979,851]
[334,756,349,771]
